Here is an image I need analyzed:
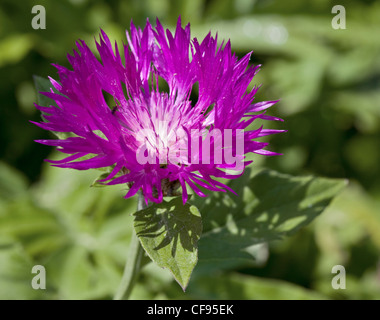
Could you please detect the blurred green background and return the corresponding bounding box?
[1,0,380,299]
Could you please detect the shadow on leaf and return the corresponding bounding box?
[134,197,202,258]
[192,168,347,264]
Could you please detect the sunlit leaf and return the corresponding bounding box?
[133,197,202,290]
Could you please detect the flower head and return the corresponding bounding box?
[33,17,284,204]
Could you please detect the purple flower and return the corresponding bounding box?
[33,17,284,204]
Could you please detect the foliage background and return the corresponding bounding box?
[0,0,379,299]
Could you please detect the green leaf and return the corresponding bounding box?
[0,161,28,201]
[91,172,111,188]
[33,75,58,108]
[33,75,72,140]
[194,169,347,267]
[0,162,137,299]
[133,197,202,290]
[90,166,124,187]
[55,246,117,300]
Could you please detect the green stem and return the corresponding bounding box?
[114,192,147,300]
